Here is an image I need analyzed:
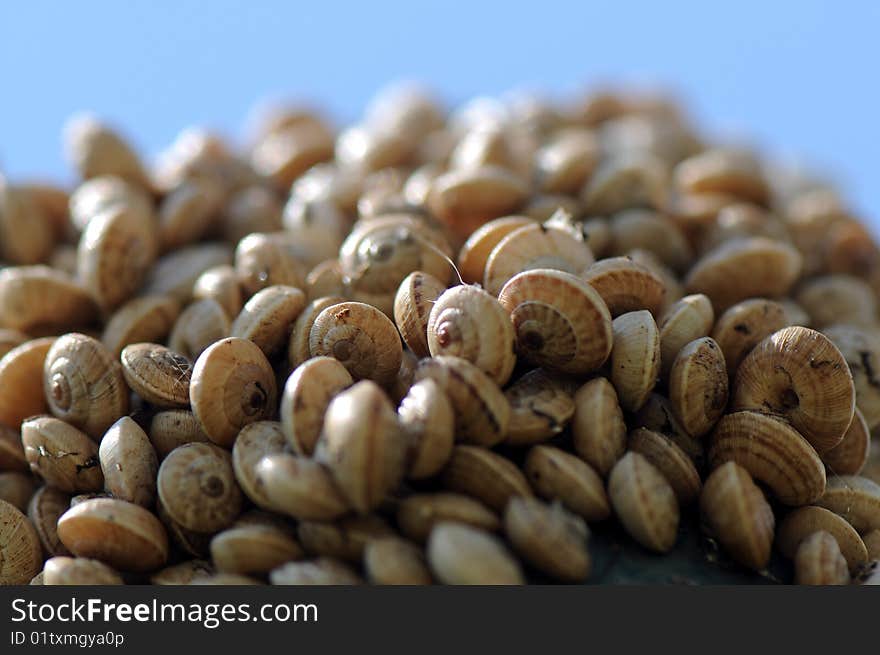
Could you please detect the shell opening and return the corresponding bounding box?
[242,381,268,416]
[201,474,224,498]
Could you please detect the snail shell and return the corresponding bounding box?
[0,424,27,472]
[230,421,286,511]
[732,326,855,452]
[314,380,406,513]
[580,151,668,215]
[822,407,870,476]
[535,128,599,195]
[364,537,433,585]
[99,416,158,507]
[43,556,124,585]
[503,369,575,446]
[609,208,692,273]
[393,270,447,359]
[157,177,223,251]
[456,215,534,284]
[483,223,594,297]
[777,505,868,573]
[629,428,702,505]
[699,461,774,571]
[427,284,516,385]
[43,333,129,439]
[57,497,169,572]
[442,445,533,512]
[150,559,214,585]
[142,243,232,302]
[168,297,231,362]
[413,355,510,447]
[396,493,500,543]
[813,475,880,534]
[296,514,394,563]
[571,377,627,477]
[0,337,55,430]
[823,324,880,431]
[22,416,103,493]
[499,268,613,375]
[0,328,29,360]
[0,266,96,333]
[68,174,153,233]
[610,310,661,413]
[524,445,610,522]
[270,558,363,585]
[219,184,283,244]
[192,265,245,318]
[583,256,666,317]
[668,337,728,438]
[157,442,243,533]
[398,378,455,479]
[674,148,769,205]
[27,485,71,557]
[281,357,353,456]
[210,522,303,576]
[427,522,525,585]
[148,409,209,460]
[794,530,849,585]
[0,498,44,584]
[710,298,789,383]
[796,274,877,328]
[189,337,278,448]
[287,295,345,369]
[101,295,180,357]
[309,301,403,387]
[63,114,151,188]
[0,472,36,512]
[234,232,307,298]
[305,259,348,301]
[121,343,192,408]
[254,452,350,521]
[230,284,306,357]
[658,293,714,381]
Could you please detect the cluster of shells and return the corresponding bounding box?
[1,85,880,586]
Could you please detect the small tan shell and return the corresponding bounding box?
[427,165,530,241]
[99,416,158,507]
[794,530,850,585]
[0,472,36,512]
[157,177,223,251]
[629,428,702,505]
[630,393,705,466]
[610,310,661,413]
[101,295,180,357]
[504,497,591,582]
[0,337,54,429]
[151,559,214,585]
[609,208,692,273]
[580,151,668,215]
[608,451,680,553]
[364,537,432,585]
[57,497,168,572]
[22,416,103,493]
[668,337,728,438]
[711,298,789,382]
[0,182,56,265]
[234,232,306,298]
[0,266,96,333]
[813,475,880,533]
[315,381,406,513]
[502,369,575,446]
[427,284,516,385]
[156,497,211,558]
[168,298,231,361]
[251,122,335,189]
[535,129,600,194]
[777,506,868,573]
[685,237,802,312]
[227,284,305,357]
[210,523,303,576]
[189,337,278,447]
[280,357,353,456]
[498,269,613,376]
[658,294,714,380]
[822,408,870,476]
[27,485,71,557]
[0,499,46,584]
[255,452,349,521]
[149,409,209,460]
[732,326,855,452]
[68,174,153,233]
[709,411,826,505]
[297,514,394,563]
[44,333,129,438]
[121,343,192,408]
[43,556,124,585]
[270,558,363,585]
[483,223,594,297]
[230,421,287,510]
[583,256,666,317]
[309,301,403,387]
[413,356,510,447]
[796,275,877,328]
[77,205,159,311]
[396,493,500,543]
[63,115,151,188]
[398,378,455,479]
[524,445,610,521]
[674,148,769,204]
[142,243,232,302]
[427,521,524,585]
[393,271,448,359]
[282,198,348,269]
[305,259,348,301]
[287,295,345,369]
[456,215,534,284]
[157,443,243,532]
[571,377,627,477]
[192,265,244,318]
[823,324,880,431]
[442,445,533,512]
[699,461,774,571]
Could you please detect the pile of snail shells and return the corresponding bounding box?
[2,85,880,587]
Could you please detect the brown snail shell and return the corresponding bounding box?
[668,337,728,438]
[230,284,306,357]
[456,215,534,284]
[121,343,192,408]
[148,409,209,460]
[796,274,877,328]
[305,259,348,301]
[157,442,243,533]
[393,270,447,358]
[442,445,533,512]
[0,337,55,430]
[0,498,44,584]
[287,295,345,369]
[503,369,575,446]
[57,497,169,572]
[296,514,394,563]
[794,530,850,585]
[812,475,880,534]
[150,559,214,585]
[427,521,525,585]
[27,485,72,557]
[43,333,129,439]
[157,177,223,251]
[396,492,500,543]
[629,428,702,505]
[699,461,774,571]
[571,377,628,477]
[21,416,103,493]
[210,522,303,576]
[234,232,306,298]
[732,326,855,452]
[308,301,403,388]
[710,298,789,383]
[68,174,153,233]
[101,295,180,357]
[413,355,510,447]
[499,268,613,376]
[0,472,36,512]
[777,506,868,574]
[168,297,231,361]
[583,256,666,317]
[535,128,599,195]
[192,265,244,318]
[483,222,594,297]
[43,556,124,585]
[0,182,55,265]
[142,243,232,302]
[364,536,433,585]
[610,310,661,413]
[63,114,151,188]
[524,445,610,522]
[189,337,278,448]
[99,416,158,507]
[398,377,455,479]
[822,407,870,476]
[580,151,668,215]
[230,421,287,511]
[608,208,693,273]
[658,293,714,381]
[314,380,407,513]
[254,452,350,521]
[427,284,516,385]
[823,324,880,431]
[0,266,97,333]
[673,148,769,205]
[709,411,826,505]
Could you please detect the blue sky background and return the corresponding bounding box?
[1,1,878,221]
